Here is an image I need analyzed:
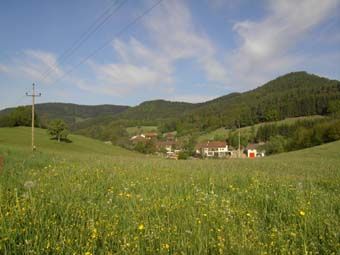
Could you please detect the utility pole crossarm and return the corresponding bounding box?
[26,83,41,151]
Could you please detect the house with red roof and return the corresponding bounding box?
[195,140,230,158]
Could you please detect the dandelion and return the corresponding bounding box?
[162,243,170,250]
[138,224,144,230]
[91,228,98,239]
[299,210,305,216]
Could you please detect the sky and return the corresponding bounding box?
[0,0,340,109]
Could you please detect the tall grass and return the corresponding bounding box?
[0,132,339,254]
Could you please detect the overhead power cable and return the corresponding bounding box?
[40,0,128,83]
[48,0,164,86]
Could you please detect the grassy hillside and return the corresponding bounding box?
[197,115,325,142]
[0,127,137,156]
[0,126,339,254]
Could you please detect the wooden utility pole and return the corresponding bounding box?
[238,120,241,158]
[26,83,41,151]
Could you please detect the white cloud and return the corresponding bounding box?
[0,64,10,74]
[227,0,340,89]
[7,50,64,84]
[90,0,228,96]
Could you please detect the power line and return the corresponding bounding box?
[40,0,128,83]
[48,0,164,86]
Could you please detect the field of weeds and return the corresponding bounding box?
[0,128,339,254]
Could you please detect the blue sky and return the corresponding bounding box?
[0,0,339,109]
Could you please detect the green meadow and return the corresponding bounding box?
[0,127,339,254]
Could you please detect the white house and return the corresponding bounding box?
[196,141,230,158]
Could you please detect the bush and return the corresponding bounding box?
[264,136,286,155]
[178,151,189,160]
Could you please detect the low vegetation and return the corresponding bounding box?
[0,127,339,254]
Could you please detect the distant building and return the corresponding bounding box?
[130,132,158,144]
[245,143,265,158]
[156,141,178,153]
[164,132,176,141]
[156,140,181,159]
[247,149,257,158]
[130,134,148,144]
[195,141,230,158]
[144,132,158,139]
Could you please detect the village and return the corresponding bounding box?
[129,131,265,159]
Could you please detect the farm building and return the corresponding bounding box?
[163,132,176,141]
[245,143,265,158]
[130,134,148,144]
[195,141,230,158]
[156,141,180,153]
[130,132,158,144]
[144,132,158,139]
[156,141,181,159]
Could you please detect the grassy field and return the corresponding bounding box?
[126,126,158,136]
[0,127,339,254]
[0,127,137,157]
[197,115,325,142]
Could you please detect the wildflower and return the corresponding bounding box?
[91,228,98,239]
[138,224,144,230]
[84,252,92,255]
[299,210,305,216]
[162,243,170,250]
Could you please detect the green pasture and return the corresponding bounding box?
[0,127,339,254]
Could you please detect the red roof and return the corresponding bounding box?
[145,132,158,137]
[156,141,177,147]
[196,141,227,149]
[246,143,265,150]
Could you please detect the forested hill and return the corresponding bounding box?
[161,72,340,134]
[0,103,130,128]
[114,100,198,121]
[1,72,339,139]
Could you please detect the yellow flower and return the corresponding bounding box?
[162,243,170,250]
[91,228,98,239]
[84,252,92,255]
[138,224,145,230]
[299,210,305,216]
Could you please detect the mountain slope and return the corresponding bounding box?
[166,72,340,134]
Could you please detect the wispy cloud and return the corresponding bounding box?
[0,64,10,74]
[90,0,228,96]
[4,50,64,84]
[227,0,340,89]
